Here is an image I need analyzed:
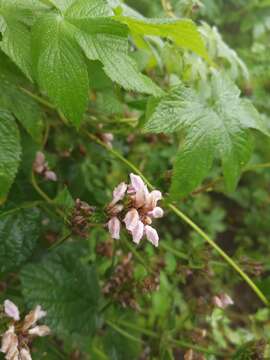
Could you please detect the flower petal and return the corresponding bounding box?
[44,171,57,182]
[108,217,121,239]
[124,208,139,231]
[145,225,159,247]
[20,348,32,360]
[28,325,51,337]
[22,306,47,331]
[4,300,20,321]
[1,326,18,355]
[146,190,162,209]
[112,182,127,204]
[148,207,164,218]
[131,221,144,244]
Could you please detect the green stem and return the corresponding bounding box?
[113,319,225,356]
[168,204,269,306]
[87,132,269,306]
[19,87,55,110]
[31,171,68,221]
[105,320,143,344]
[49,232,72,250]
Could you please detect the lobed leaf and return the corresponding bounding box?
[145,73,268,198]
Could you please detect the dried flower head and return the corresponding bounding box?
[70,198,94,237]
[1,300,50,360]
[107,174,164,247]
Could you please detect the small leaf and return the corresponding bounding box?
[0,207,40,272]
[32,13,89,126]
[145,73,267,198]
[116,16,210,62]
[0,110,21,203]
[21,244,100,336]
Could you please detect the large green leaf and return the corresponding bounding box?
[21,244,100,336]
[116,16,210,62]
[0,110,21,203]
[64,0,161,95]
[145,73,268,198]
[0,207,40,272]
[32,13,89,126]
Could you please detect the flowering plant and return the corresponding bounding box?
[0,0,270,358]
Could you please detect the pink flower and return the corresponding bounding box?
[148,207,164,218]
[145,190,162,209]
[131,221,144,244]
[213,293,234,309]
[1,326,18,357]
[28,325,50,337]
[108,217,121,239]
[1,302,50,360]
[107,174,164,247]
[20,348,32,360]
[44,170,57,182]
[110,182,127,206]
[124,209,139,231]
[4,300,20,321]
[145,226,159,247]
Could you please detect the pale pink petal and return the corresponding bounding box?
[112,182,127,204]
[146,190,162,209]
[22,306,47,331]
[34,152,45,166]
[145,225,159,247]
[148,207,164,218]
[212,296,224,308]
[130,174,146,193]
[108,217,121,239]
[131,221,144,244]
[220,293,234,307]
[20,348,32,360]
[28,325,50,337]
[123,208,139,231]
[1,326,18,355]
[133,188,146,208]
[44,171,57,182]
[4,300,20,321]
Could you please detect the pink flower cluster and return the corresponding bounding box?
[1,300,50,360]
[107,174,164,247]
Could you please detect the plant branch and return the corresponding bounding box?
[86,132,269,306]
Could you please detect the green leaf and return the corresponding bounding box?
[0,79,44,142]
[116,16,210,62]
[64,0,161,95]
[0,110,21,203]
[32,13,89,126]
[0,207,40,272]
[0,18,33,80]
[21,244,100,336]
[145,73,267,198]
[64,0,112,17]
